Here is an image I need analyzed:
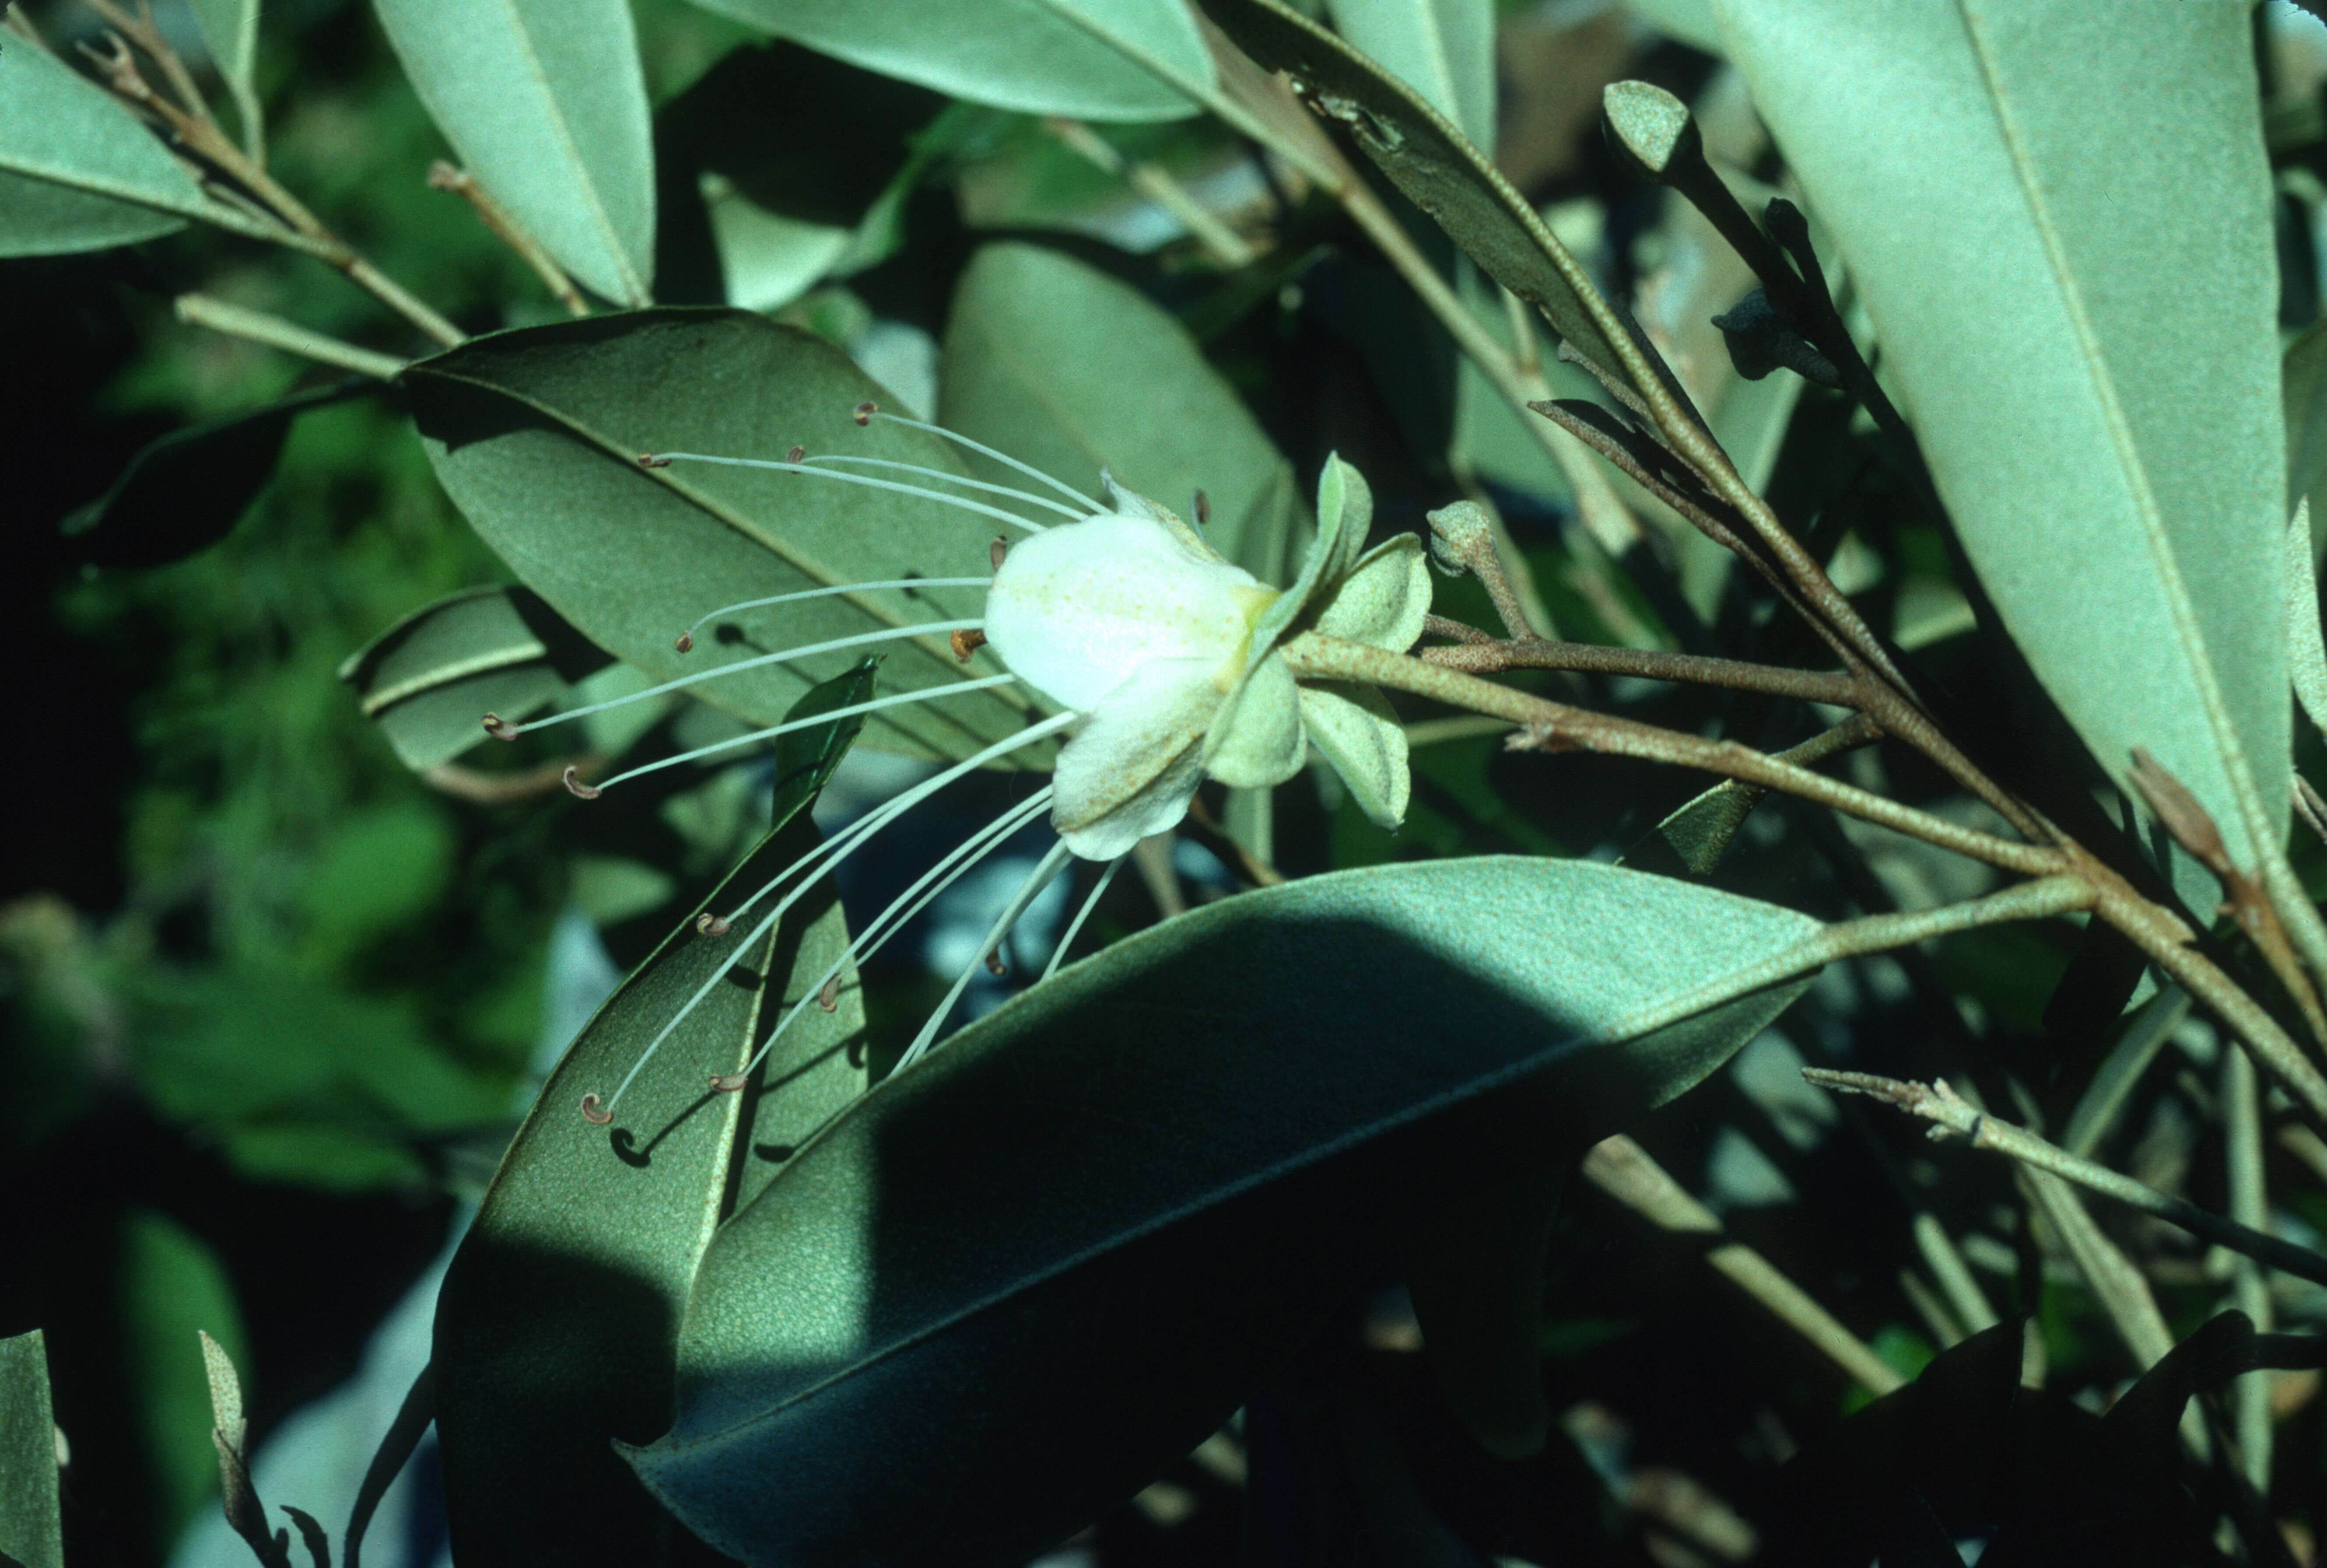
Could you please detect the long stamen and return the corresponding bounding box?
[895,837,1076,1071]
[590,711,1077,1119]
[586,675,1019,793]
[678,578,990,649]
[800,456,1096,522]
[1041,854,1127,982]
[732,788,1057,1084]
[644,451,1048,534]
[863,409,1100,513]
[487,621,980,740]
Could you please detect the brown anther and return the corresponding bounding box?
[562,766,602,800]
[637,452,672,469]
[787,445,807,464]
[818,973,844,1012]
[579,1093,612,1125]
[674,630,694,653]
[853,401,878,426]
[696,912,731,936]
[708,1072,750,1093]
[1193,489,1210,527]
[990,536,1009,571]
[481,713,519,741]
[985,951,1008,977]
[951,627,989,662]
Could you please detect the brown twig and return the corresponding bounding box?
[1418,638,1859,706]
[428,162,589,316]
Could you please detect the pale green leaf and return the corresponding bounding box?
[0,1331,62,1568]
[2286,318,2327,531]
[690,0,1215,122]
[401,310,1047,765]
[188,0,258,95]
[434,669,874,1568]
[372,0,656,305]
[1713,0,2290,898]
[0,39,206,256]
[2293,501,2327,745]
[939,242,1306,583]
[1325,0,1495,150]
[627,857,1827,1568]
[337,586,612,771]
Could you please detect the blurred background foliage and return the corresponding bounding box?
[12,1,2327,1565]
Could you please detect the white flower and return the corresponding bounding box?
[492,409,1430,1108]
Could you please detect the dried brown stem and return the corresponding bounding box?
[428,161,589,316]
[1418,638,1859,706]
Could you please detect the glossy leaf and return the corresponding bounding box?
[372,0,656,305]
[63,382,364,569]
[690,0,1215,123]
[1712,0,2290,897]
[629,857,1826,1568]
[940,242,1305,584]
[338,586,613,771]
[1199,0,1635,390]
[0,38,207,256]
[1324,0,1494,150]
[433,667,874,1568]
[402,310,1048,765]
[0,1330,62,1568]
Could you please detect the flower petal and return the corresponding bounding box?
[1050,656,1220,858]
[1299,682,1409,828]
[1204,651,1305,788]
[1314,533,1432,652]
[1248,453,1373,665]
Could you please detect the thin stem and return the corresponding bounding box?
[1283,632,2065,876]
[1809,1070,2327,1292]
[591,676,1019,791]
[428,161,587,316]
[679,578,990,643]
[1043,855,1128,981]
[1580,1134,1902,1394]
[1418,638,1859,707]
[801,457,1095,522]
[648,453,1049,534]
[1043,117,1256,269]
[174,294,408,380]
[897,837,1075,1069]
[2225,1044,2275,1490]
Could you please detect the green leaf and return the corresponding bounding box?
[628,857,1827,1568]
[940,241,1305,584]
[1400,1159,1564,1460]
[690,0,1216,123]
[1198,0,1636,390]
[187,0,258,102]
[63,383,364,569]
[434,666,875,1568]
[1323,0,1494,150]
[117,1211,246,1553]
[371,0,656,305]
[338,586,613,771]
[0,38,208,256]
[401,309,1048,765]
[1711,1,2289,901]
[2286,318,2327,530]
[0,1331,62,1568]
[2293,501,2327,747]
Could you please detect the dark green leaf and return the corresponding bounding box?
[372,0,656,305]
[0,39,207,256]
[433,666,874,1568]
[629,857,1826,1568]
[338,586,612,771]
[402,309,1049,765]
[1198,0,1635,388]
[0,1330,62,1568]
[690,0,1215,123]
[940,242,1305,583]
[117,1212,246,1552]
[64,383,364,569]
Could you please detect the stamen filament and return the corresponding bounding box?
[895,837,1076,1070]
[800,457,1096,522]
[738,788,1057,1081]
[1041,854,1127,982]
[590,675,1019,791]
[647,452,1048,534]
[866,412,1101,513]
[679,578,991,644]
[492,621,981,739]
[594,710,1078,1117]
